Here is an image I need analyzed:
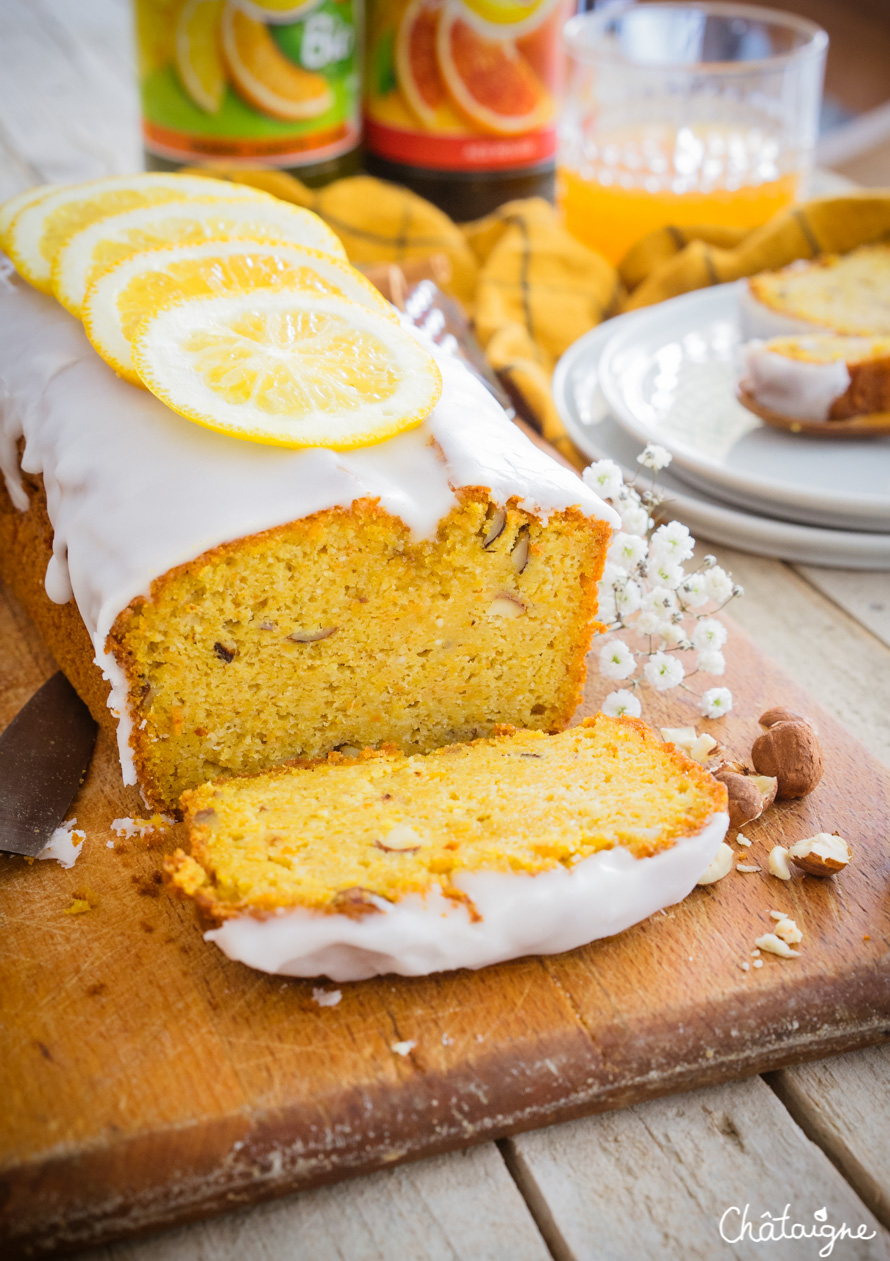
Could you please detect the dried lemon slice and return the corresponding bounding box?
[0,184,53,253]
[5,173,271,292]
[84,239,393,384]
[53,195,345,315]
[132,290,442,449]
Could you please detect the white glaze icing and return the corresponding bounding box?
[37,818,85,868]
[741,340,851,422]
[206,812,729,980]
[0,264,618,785]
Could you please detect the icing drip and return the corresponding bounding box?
[0,267,618,783]
[741,341,851,422]
[206,812,730,980]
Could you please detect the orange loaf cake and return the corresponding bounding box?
[167,716,730,979]
[0,265,617,811]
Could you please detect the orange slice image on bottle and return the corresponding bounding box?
[435,0,553,136]
[220,1,334,121]
[395,0,463,133]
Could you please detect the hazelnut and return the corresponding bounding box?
[768,846,792,881]
[759,707,814,730]
[712,769,768,829]
[488,593,526,618]
[697,842,734,885]
[788,833,851,876]
[751,719,823,799]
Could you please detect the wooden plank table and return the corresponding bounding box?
[1,3,888,1257]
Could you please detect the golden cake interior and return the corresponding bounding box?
[167,715,727,923]
[115,492,610,809]
[749,244,890,336]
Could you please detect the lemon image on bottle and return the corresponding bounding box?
[134,0,361,184]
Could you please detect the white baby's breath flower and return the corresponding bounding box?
[649,557,684,589]
[636,610,661,635]
[583,459,623,501]
[601,688,642,718]
[701,686,733,718]
[614,577,642,618]
[599,639,636,680]
[678,571,709,608]
[616,487,651,536]
[704,566,734,604]
[644,651,685,692]
[650,521,694,565]
[608,531,648,573]
[697,648,726,675]
[642,586,678,619]
[692,617,728,651]
[657,622,691,650]
[637,443,672,471]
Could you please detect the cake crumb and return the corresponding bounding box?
[312,987,341,1008]
[391,1040,416,1056]
[112,814,173,840]
[64,886,99,915]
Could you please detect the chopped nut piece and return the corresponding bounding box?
[753,959,764,969]
[788,832,852,876]
[375,823,424,853]
[736,833,752,847]
[213,641,235,663]
[391,1039,416,1057]
[488,593,526,618]
[661,727,718,764]
[774,916,803,945]
[740,961,750,971]
[768,846,792,881]
[697,842,734,885]
[287,626,338,643]
[755,932,800,958]
[482,507,507,548]
[511,529,530,574]
[769,910,785,920]
[736,863,761,873]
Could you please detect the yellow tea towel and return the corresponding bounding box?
[187,168,890,468]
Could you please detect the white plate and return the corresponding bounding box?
[553,319,890,571]
[596,284,890,530]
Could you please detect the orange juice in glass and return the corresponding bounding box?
[558,3,827,265]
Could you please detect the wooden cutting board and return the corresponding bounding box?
[1,581,888,1259]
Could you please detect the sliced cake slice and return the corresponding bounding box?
[740,334,890,433]
[740,243,890,340]
[166,716,729,980]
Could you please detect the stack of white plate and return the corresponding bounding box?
[553,282,890,569]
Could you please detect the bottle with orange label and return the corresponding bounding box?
[134,0,361,185]
[364,0,573,219]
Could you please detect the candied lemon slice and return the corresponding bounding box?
[84,239,393,384]
[175,0,226,113]
[5,173,271,292]
[132,290,442,449]
[53,195,345,315]
[0,184,53,253]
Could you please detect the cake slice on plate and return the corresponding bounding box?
[739,334,890,435]
[740,243,890,339]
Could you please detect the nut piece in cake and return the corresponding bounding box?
[788,833,852,876]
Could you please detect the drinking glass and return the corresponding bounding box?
[558,2,827,264]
